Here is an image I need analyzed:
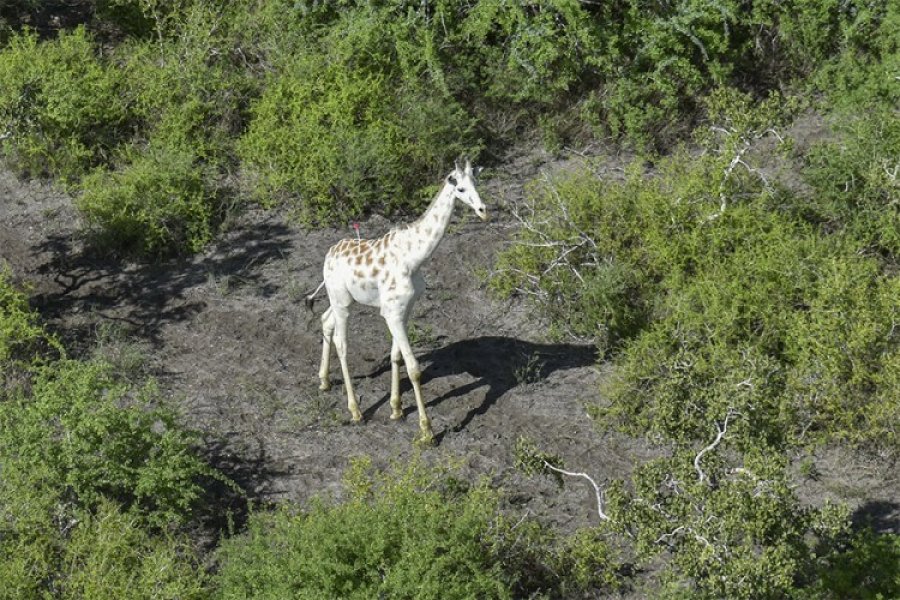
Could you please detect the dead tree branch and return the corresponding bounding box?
[694,408,739,485]
[540,459,611,522]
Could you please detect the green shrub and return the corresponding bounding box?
[216,456,613,599]
[803,105,900,260]
[602,204,898,451]
[518,435,854,599]
[456,0,601,106]
[496,147,898,451]
[491,167,655,348]
[118,3,255,165]
[0,27,127,182]
[59,500,210,600]
[0,359,208,527]
[216,457,512,599]
[0,267,63,374]
[0,278,213,597]
[0,491,210,600]
[78,147,217,255]
[492,153,760,347]
[784,254,900,448]
[238,6,471,221]
[810,528,900,599]
[811,1,899,109]
[608,449,850,600]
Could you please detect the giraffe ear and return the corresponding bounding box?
[464,158,472,174]
[448,175,457,186]
[454,158,461,172]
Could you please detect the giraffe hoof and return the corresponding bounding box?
[414,425,435,446]
[414,432,435,446]
[319,381,331,391]
[390,404,404,420]
[351,411,363,423]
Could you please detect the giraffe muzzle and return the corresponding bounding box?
[479,210,490,222]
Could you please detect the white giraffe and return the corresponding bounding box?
[306,159,488,443]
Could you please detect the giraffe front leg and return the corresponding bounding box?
[332,308,362,423]
[385,316,432,443]
[318,307,334,391]
[389,338,403,420]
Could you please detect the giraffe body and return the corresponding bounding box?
[309,160,487,443]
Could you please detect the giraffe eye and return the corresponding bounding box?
[457,187,466,193]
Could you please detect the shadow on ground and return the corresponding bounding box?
[852,499,900,534]
[30,221,294,352]
[363,336,597,441]
[197,435,293,546]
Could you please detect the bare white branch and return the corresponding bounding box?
[694,409,739,485]
[541,459,611,522]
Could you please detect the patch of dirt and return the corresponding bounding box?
[1,141,897,555]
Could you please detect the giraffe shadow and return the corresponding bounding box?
[361,336,597,441]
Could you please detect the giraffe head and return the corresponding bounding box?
[448,159,488,221]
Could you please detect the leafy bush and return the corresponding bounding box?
[217,456,616,599]
[810,1,899,109]
[216,457,513,599]
[803,105,900,260]
[238,5,471,221]
[496,146,899,451]
[0,492,210,600]
[491,167,655,347]
[0,27,127,182]
[59,500,210,600]
[0,267,63,374]
[492,150,773,347]
[455,0,601,106]
[0,273,213,598]
[809,528,900,599]
[610,450,850,600]
[0,359,209,527]
[604,215,899,450]
[78,147,218,255]
[0,359,212,595]
[518,434,854,599]
[117,3,253,165]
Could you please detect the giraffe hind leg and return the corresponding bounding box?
[389,338,403,420]
[319,307,334,391]
[332,307,362,422]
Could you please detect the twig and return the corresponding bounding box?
[694,409,738,485]
[541,459,611,521]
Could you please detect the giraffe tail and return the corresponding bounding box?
[305,280,326,312]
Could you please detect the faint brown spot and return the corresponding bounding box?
[353,270,365,278]
[355,255,363,264]
[372,267,380,277]
[378,255,385,266]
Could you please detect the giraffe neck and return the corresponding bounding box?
[395,182,456,271]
